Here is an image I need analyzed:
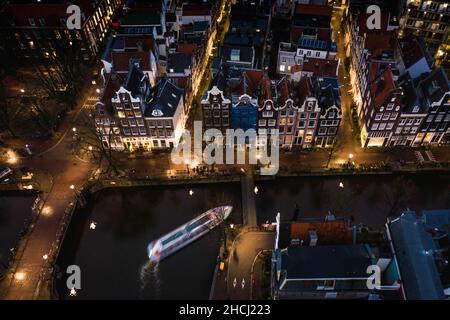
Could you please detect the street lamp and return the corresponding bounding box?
[89,221,97,230]
[339,182,344,188]
[72,127,77,133]
[96,88,100,94]
[14,272,26,281]
[348,153,354,160]
[70,184,75,190]
[184,159,190,174]
[20,89,25,93]
[69,288,77,297]
[189,189,194,196]
[6,149,18,165]
[42,254,48,260]
[254,186,259,194]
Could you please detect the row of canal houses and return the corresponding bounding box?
[201,1,342,149]
[345,4,450,147]
[94,0,223,151]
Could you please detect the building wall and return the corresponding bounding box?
[0,0,123,62]
[400,0,450,58]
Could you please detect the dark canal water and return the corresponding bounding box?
[0,192,36,273]
[56,173,450,299]
[56,182,242,300]
[255,173,450,226]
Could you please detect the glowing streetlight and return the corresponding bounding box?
[254,186,259,194]
[189,189,194,196]
[6,150,19,164]
[348,153,354,160]
[69,288,77,296]
[96,88,100,94]
[14,272,26,281]
[41,206,53,217]
[89,221,97,230]
[230,223,234,229]
[91,80,96,85]
[70,184,75,190]
[339,182,344,188]
[72,127,77,133]
[43,254,48,260]
[20,89,25,93]
[88,145,93,151]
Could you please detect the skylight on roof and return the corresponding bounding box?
[231,49,240,62]
[152,109,163,117]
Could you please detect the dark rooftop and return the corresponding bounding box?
[281,245,372,279]
[388,212,446,300]
[144,79,183,118]
[168,53,193,73]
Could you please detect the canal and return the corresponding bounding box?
[255,173,450,226]
[56,182,242,300]
[55,173,450,299]
[0,192,36,274]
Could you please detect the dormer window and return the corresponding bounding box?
[152,109,163,117]
[231,49,240,62]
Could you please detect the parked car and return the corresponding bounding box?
[0,167,13,181]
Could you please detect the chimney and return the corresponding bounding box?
[309,230,318,246]
[136,41,144,52]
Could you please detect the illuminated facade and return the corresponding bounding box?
[0,0,123,62]
[400,0,450,68]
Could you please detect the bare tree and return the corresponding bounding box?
[35,36,84,107]
[383,176,416,218]
[0,82,17,137]
[76,109,121,175]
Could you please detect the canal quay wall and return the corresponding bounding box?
[2,166,450,299]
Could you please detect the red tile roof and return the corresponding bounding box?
[296,76,314,106]
[370,68,396,108]
[290,220,353,245]
[364,33,397,52]
[111,51,152,73]
[178,43,198,55]
[182,4,211,16]
[301,58,339,77]
[294,4,333,16]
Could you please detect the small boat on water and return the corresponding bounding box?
[147,206,232,263]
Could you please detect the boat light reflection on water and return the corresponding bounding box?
[147,206,232,262]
